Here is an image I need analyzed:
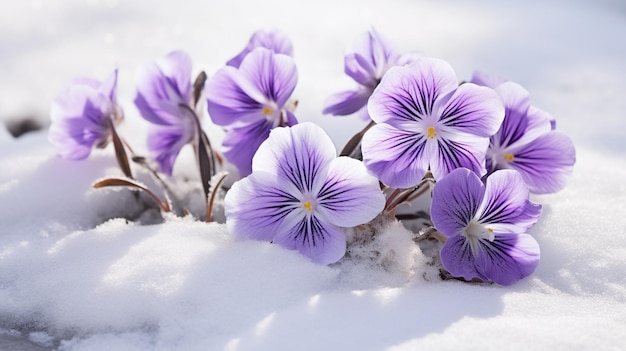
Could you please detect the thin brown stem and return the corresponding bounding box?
[339,120,375,158]
[206,171,229,222]
[93,177,171,213]
[415,226,447,243]
[384,188,403,210]
[386,176,435,216]
[120,136,184,212]
[179,103,217,221]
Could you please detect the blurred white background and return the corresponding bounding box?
[1,0,625,152]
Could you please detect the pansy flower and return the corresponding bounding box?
[206,47,299,177]
[323,27,421,120]
[471,70,556,129]
[226,28,294,68]
[361,57,505,188]
[134,50,197,176]
[49,69,122,159]
[473,80,575,194]
[431,168,542,286]
[224,122,385,264]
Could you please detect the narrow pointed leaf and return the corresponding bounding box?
[109,121,133,179]
[195,128,216,200]
[193,71,207,108]
[206,171,229,222]
[93,177,170,213]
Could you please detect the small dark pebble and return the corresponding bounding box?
[5,116,44,138]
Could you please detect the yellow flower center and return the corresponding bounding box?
[504,153,515,162]
[426,126,438,139]
[262,107,274,115]
[303,201,312,211]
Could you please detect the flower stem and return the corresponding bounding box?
[339,120,375,159]
[384,188,403,210]
[206,171,228,222]
[179,103,217,221]
[385,174,435,216]
[415,226,447,243]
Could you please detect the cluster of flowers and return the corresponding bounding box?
[48,28,575,286]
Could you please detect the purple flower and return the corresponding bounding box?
[483,82,576,194]
[224,122,385,265]
[226,28,294,68]
[206,47,298,177]
[431,168,542,286]
[323,28,421,120]
[361,57,505,188]
[49,69,122,160]
[471,71,556,130]
[134,50,196,175]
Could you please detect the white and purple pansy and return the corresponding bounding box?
[206,47,299,177]
[430,167,542,285]
[49,69,122,160]
[134,50,197,176]
[224,122,385,264]
[361,57,505,188]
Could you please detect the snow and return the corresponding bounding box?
[1,0,626,350]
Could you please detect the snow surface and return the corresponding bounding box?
[1,0,626,350]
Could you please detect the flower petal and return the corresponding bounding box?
[225,171,301,242]
[135,51,192,126]
[477,169,542,232]
[205,66,266,126]
[99,68,119,103]
[51,84,112,126]
[49,85,112,159]
[345,52,377,87]
[283,110,298,126]
[507,132,576,194]
[368,58,458,127]
[354,28,400,80]
[440,232,540,285]
[273,215,347,265]
[361,123,429,188]
[146,124,193,176]
[156,51,192,101]
[526,105,555,138]
[239,47,298,109]
[322,89,370,116]
[492,82,551,149]
[48,117,106,160]
[438,82,505,137]
[252,122,335,194]
[440,235,488,282]
[474,233,540,286]
[227,28,294,68]
[429,132,489,181]
[222,118,276,177]
[316,156,385,227]
[430,168,485,238]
